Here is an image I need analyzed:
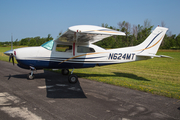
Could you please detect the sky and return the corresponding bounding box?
[0,0,180,42]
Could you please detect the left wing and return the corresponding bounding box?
[54,25,126,44]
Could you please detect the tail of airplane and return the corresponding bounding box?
[135,26,168,55]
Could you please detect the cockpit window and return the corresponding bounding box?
[77,46,95,53]
[56,44,72,52]
[41,40,54,50]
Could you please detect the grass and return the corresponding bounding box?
[1,46,180,99]
[69,50,180,99]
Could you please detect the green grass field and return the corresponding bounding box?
[0,46,180,99]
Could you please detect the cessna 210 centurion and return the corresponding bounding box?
[4,25,170,84]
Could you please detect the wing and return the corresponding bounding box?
[54,25,126,44]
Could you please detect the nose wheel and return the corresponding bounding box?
[28,73,34,80]
[27,66,36,80]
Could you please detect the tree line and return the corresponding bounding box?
[96,20,180,49]
[0,20,180,49]
[0,34,53,47]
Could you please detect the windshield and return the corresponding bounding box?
[41,40,54,50]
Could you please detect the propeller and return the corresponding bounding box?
[4,34,14,65]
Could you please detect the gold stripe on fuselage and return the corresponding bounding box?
[59,52,107,64]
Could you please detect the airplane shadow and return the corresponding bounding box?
[5,70,87,99]
[44,70,87,98]
[76,72,150,81]
[6,73,46,80]
[4,70,149,98]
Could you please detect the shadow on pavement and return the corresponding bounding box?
[4,70,87,99]
[45,79,87,98]
[43,70,87,98]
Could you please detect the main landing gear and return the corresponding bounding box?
[61,69,69,75]
[62,68,78,84]
[26,67,78,84]
[27,66,36,80]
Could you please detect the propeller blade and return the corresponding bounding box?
[8,53,14,65]
[11,34,13,50]
[9,55,12,62]
[12,56,14,65]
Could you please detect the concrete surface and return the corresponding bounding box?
[0,60,180,120]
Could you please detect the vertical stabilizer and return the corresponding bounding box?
[136,26,168,55]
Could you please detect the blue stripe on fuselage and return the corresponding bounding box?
[16,59,99,69]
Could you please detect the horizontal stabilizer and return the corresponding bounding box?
[137,54,173,58]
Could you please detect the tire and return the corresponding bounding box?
[27,73,34,80]
[68,74,78,84]
[62,69,69,75]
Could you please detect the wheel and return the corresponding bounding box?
[27,73,34,80]
[68,74,78,84]
[62,69,69,75]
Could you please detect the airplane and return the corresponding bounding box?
[4,25,170,84]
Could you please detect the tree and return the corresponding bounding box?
[20,38,28,45]
[117,21,131,46]
[135,20,153,45]
[46,34,53,42]
[13,39,19,46]
[28,38,36,46]
[34,36,41,46]
[160,34,176,49]
[176,34,180,48]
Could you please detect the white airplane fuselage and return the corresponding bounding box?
[14,40,156,70]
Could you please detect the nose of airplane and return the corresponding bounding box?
[4,49,15,65]
[4,50,14,56]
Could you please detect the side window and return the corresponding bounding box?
[56,44,72,52]
[77,46,95,53]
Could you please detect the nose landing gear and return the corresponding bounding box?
[27,66,36,80]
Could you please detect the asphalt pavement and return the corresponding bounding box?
[0,60,180,120]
